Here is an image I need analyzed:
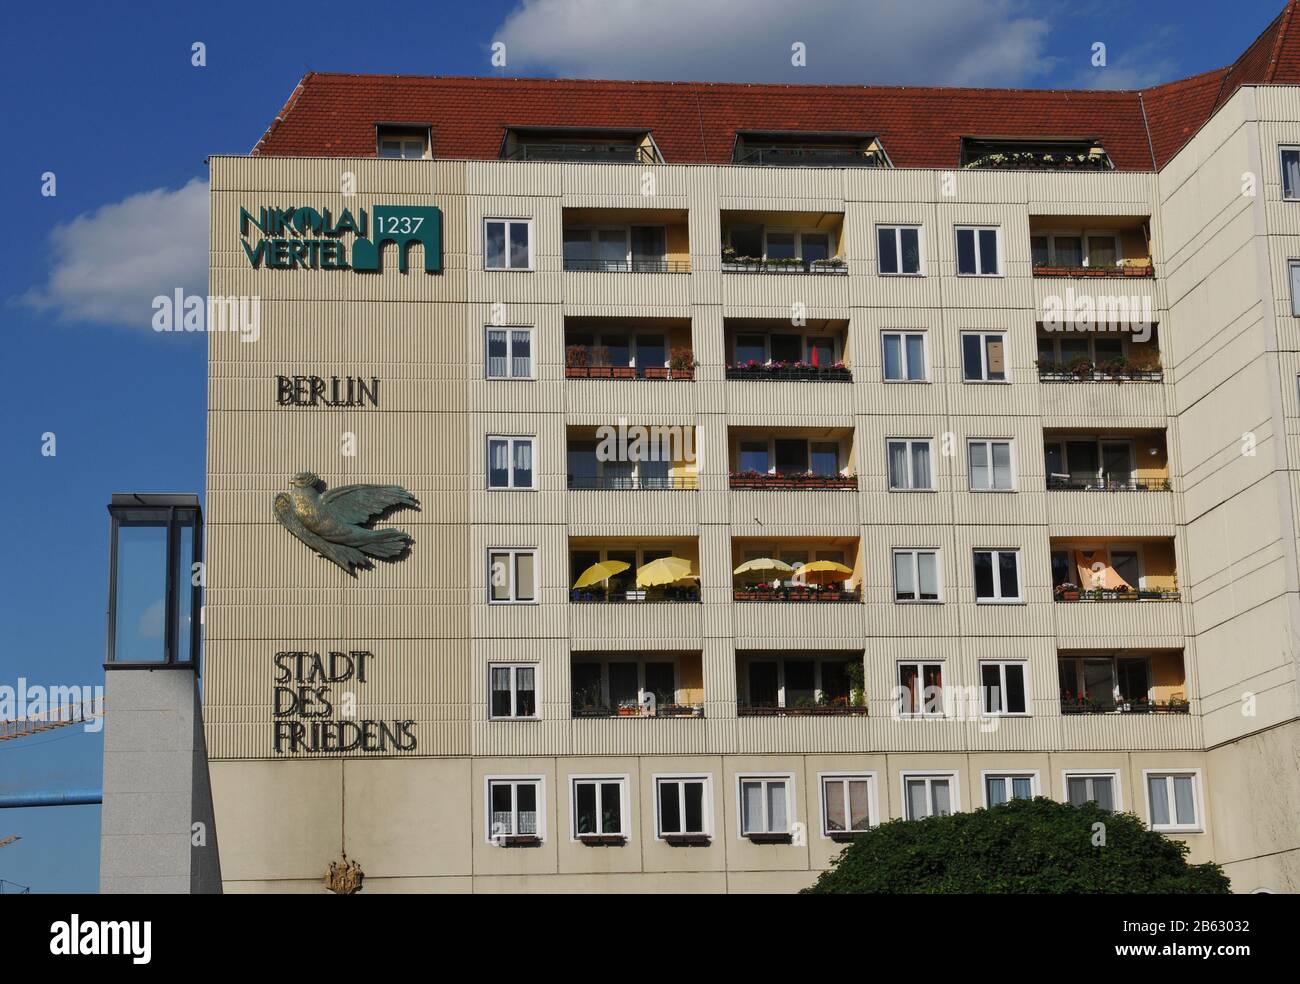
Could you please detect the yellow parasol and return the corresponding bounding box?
[636,556,694,587]
[795,560,853,586]
[572,560,630,589]
[732,557,795,579]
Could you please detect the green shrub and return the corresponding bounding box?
[802,797,1230,894]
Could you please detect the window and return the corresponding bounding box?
[1058,655,1155,711]
[655,776,710,838]
[486,777,543,841]
[1037,332,1139,368]
[758,228,832,261]
[893,550,940,603]
[903,773,956,819]
[571,657,678,714]
[882,331,927,381]
[878,225,922,275]
[1291,260,1300,317]
[1145,771,1200,831]
[572,777,627,838]
[486,327,533,379]
[1030,230,1121,269]
[980,661,1028,715]
[968,439,1014,491]
[821,774,875,834]
[377,126,428,159]
[984,773,1036,807]
[484,218,532,270]
[487,436,534,489]
[961,332,1007,381]
[1282,147,1300,200]
[897,661,944,715]
[488,548,537,603]
[1065,772,1119,811]
[740,655,856,709]
[955,226,1000,275]
[739,776,793,837]
[887,439,933,491]
[973,549,1021,602]
[489,664,537,719]
[1044,438,1136,489]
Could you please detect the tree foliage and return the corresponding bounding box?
[802,797,1230,894]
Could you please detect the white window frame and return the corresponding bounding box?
[738,655,857,709]
[960,331,1008,383]
[484,775,546,843]
[485,326,534,380]
[1142,769,1203,833]
[881,330,929,382]
[980,770,1041,808]
[1281,146,1300,200]
[568,328,672,369]
[973,548,1022,603]
[487,547,538,604]
[886,438,934,492]
[967,438,1017,492]
[1036,331,1135,366]
[750,226,837,261]
[978,660,1029,716]
[900,771,960,819]
[818,772,879,837]
[487,663,538,720]
[652,773,713,840]
[892,548,942,604]
[1062,769,1123,811]
[896,660,946,717]
[876,224,924,276]
[569,774,631,840]
[735,773,796,838]
[570,654,683,710]
[731,329,842,366]
[1030,229,1123,268]
[1290,260,1300,317]
[483,217,534,271]
[486,435,536,490]
[954,225,1002,277]
[376,125,430,159]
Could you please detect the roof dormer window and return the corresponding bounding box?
[376,125,431,159]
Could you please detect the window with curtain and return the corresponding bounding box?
[904,775,954,819]
[740,777,790,834]
[489,664,536,718]
[823,776,873,833]
[968,440,1014,491]
[1147,773,1198,830]
[882,331,927,381]
[984,774,1034,806]
[887,439,932,490]
[893,550,940,602]
[898,662,944,715]
[488,779,540,838]
[1066,774,1115,811]
[487,436,534,489]
[1290,261,1300,317]
[1282,148,1300,200]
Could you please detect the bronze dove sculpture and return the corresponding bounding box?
[273,471,419,575]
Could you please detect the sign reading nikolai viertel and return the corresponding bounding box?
[273,649,417,754]
[239,204,442,272]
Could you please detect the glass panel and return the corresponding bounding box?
[1284,149,1300,199]
[609,662,639,707]
[784,660,816,707]
[173,514,196,663]
[516,783,537,834]
[603,334,630,367]
[1291,263,1300,317]
[1173,776,1196,825]
[985,336,1005,379]
[894,552,916,600]
[973,552,994,598]
[992,442,1012,489]
[800,233,830,263]
[969,442,990,489]
[807,337,834,367]
[748,662,779,706]
[516,667,535,716]
[486,329,508,378]
[1044,443,1064,480]
[917,552,939,600]
[511,331,531,377]
[923,664,943,714]
[906,779,928,819]
[1094,336,1123,363]
[888,442,909,489]
[931,779,951,816]
[1037,336,1056,364]
[1083,660,1117,707]
[1061,336,1090,362]
[735,334,766,364]
[563,228,593,263]
[1117,658,1149,702]
[883,334,902,379]
[978,228,998,274]
[878,227,899,274]
[576,782,599,834]
[631,226,665,262]
[508,221,530,269]
[1088,236,1117,268]
[489,552,510,601]
[900,227,921,273]
[981,663,1002,713]
[766,232,796,259]
[821,661,849,701]
[767,783,788,832]
[1092,777,1114,812]
[998,552,1019,599]
[567,443,598,489]
[1051,551,1071,587]
[485,222,505,268]
[962,334,983,380]
[488,439,509,488]
[739,442,769,473]
[1067,777,1090,807]
[848,781,871,830]
[1005,663,1026,713]
[899,664,919,713]
[514,552,535,601]
[770,334,801,362]
[491,783,514,834]
[956,229,976,275]
[774,439,807,474]
[637,334,666,368]
[1112,551,1140,590]
[810,442,838,476]
[912,443,931,489]
[1067,441,1100,485]
[1102,443,1133,485]
[600,782,623,834]
[596,228,628,267]
[571,662,602,710]
[490,667,511,717]
[1031,235,1049,266]
[986,777,1008,807]
[659,782,681,833]
[1055,235,1082,267]
[683,782,704,833]
[512,440,533,488]
[905,333,925,379]
[645,662,674,705]
[114,520,170,663]
[730,226,762,257]
[1148,776,1169,826]
[825,780,846,831]
[1012,777,1033,800]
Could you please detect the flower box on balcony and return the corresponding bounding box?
[578,833,626,846]
[565,366,591,378]
[658,704,704,718]
[611,366,636,380]
[1032,263,1154,279]
[663,833,711,847]
[739,703,868,717]
[725,362,852,382]
[729,471,856,490]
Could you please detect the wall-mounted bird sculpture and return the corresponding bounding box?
[273,471,419,575]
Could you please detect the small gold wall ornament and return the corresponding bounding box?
[325,853,364,894]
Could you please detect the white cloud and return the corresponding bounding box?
[494,0,1053,86]
[20,178,208,329]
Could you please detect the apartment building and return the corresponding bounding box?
[204,4,1300,892]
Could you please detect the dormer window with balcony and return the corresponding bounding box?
[501,127,661,164]
[376,125,430,159]
[961,137,1112,171]
[732,131,890,168]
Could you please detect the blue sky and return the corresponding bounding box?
[0,0,1285,893]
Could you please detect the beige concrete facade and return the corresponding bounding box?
[206,84,1300,893]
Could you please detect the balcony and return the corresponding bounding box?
[1058,650,1189,714]
[732,131,890,169]
[562,208,690,274]
[567,424,699,492]
[1030,217,1152,278]
[571,652,704,719]
[736,652,868,716]
[1036,325,1161,383]
[565,318,695,381]
[724,318,851,382]
[721,210,846,275]
[729,427,856,492]
[731,537,861,603]
[502,127,661,165]
[569,538,701,604]
[1044,430,1170,492]
[1051,539,1180,602]
[962,138,1113,171]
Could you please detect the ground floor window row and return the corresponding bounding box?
[483,768,1203,845]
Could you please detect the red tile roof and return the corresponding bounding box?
[252,1,1300,173]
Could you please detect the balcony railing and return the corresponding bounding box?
[565,364,695,381]
[738,701,869,717]
[507,142,657,164]
[1037,362,1163,383]
[1047,476,1171,492]
[568,474,698,490]
[570,587,701,603]
[730,471,857,490]
[734,147,889,168]
[733,586,861,603]
[1033,263,1154,278]
[964,150,1113,171]
[1053,587,1181,602]
[721,255,848,275]
[572,702,705,719]
[563,258,691,273]
[1060,697,1190,715]
[726,362,852,382]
